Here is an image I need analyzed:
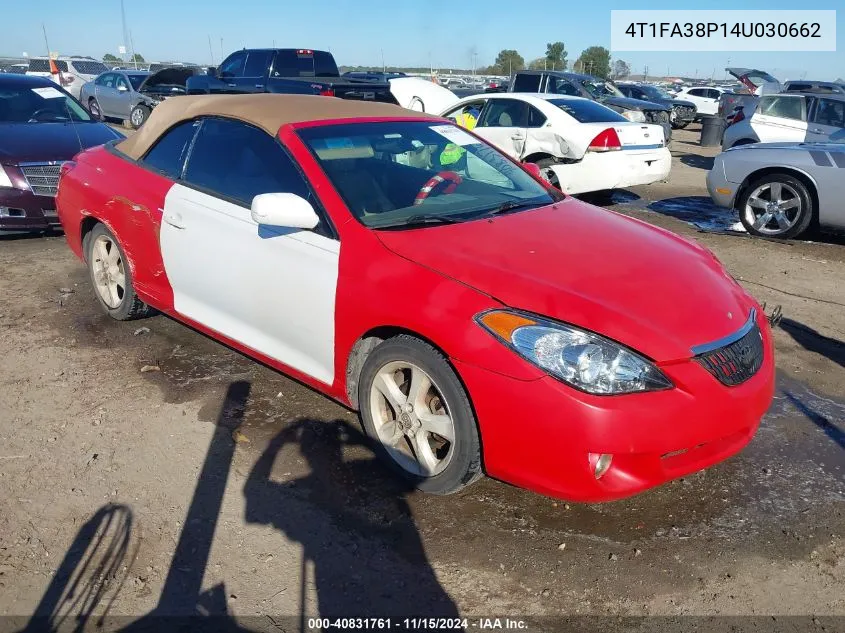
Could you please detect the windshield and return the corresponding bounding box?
[640,85,672,100]
[0,85,92,123]
[582,80,624,99]
[549,99,627,123]
[297,121,560,229]
[126,74,147,90]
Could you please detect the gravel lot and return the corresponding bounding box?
[1,125,844,631]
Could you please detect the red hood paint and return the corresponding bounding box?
[376,198,753,363]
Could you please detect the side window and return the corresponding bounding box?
[95,73,111,87]
[243,51,272,78]
[219,51,247,78]
[811,98,845,128]
[759,96,805,121]
[478,99,529,128]
[101,74,115,88]
[527,105,546,127]
[511,73,541,92]
[115,76,129,91]
[688,88,703,97]
[183,118,311,207]
[140,120,199,179]
[444,101,485,130]
[707,89,722,100]
[548,77,580,96]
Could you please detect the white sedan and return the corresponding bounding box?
[438,93,671,195]
[389,77,459,114]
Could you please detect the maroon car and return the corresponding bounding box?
[0,74,123,234]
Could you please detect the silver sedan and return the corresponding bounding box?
[707,142,845,239]
[79,70,152,128]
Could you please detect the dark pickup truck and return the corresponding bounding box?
[186,48,398,104]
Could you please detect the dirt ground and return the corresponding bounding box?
[1,125,844,632]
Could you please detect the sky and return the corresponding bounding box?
[4,0,845,80]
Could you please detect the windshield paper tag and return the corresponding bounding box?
[430,125,479,146]
[31,86,65,99]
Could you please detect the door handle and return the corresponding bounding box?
[227,82,237,87]
[255,84,265,89]
[163,211,186,229]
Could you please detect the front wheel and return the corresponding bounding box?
[738,174,814,239]
[129,104,150,129]
[86,224,153,320]
[88,98,102,121]
[358,335,482,494]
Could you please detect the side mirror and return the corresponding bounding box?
[251,193,319,230]
[206,66,217,77]
[117,84,128,92]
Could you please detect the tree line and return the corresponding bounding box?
[479,42,631,80]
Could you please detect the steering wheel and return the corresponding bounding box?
[413,171,463,206]
[27,108,61,123]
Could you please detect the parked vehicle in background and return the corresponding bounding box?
[708,141,845,239]
[342,71,407,82]
[721,93,845,150]
[26,57,110,100]
[148,62,201,74]
[783,80,845,95]
[2,63,30,75]
[440,93,670,195]
[0,74,122,233]
[510,70,672,141]
[56,93,774,502]
[186,48,398,104]
[388,77,457,113]
[80,67,203,128]
[616,83,696,129]
[717,68,782,122]
[675,86,729,117]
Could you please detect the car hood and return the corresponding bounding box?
[376,199,752,362]
[0,122,123,164]
[600,96,669,112]
[671,98,696,108]
[138,67,201,93]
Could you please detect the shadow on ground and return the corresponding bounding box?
[679,154,715,170]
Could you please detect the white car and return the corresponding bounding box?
[721,93,845,150]
[388,77,459,114]
[675,86,729,117]
[26,57,111,100]
[438,93,671,195]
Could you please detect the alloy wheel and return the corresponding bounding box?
[369,361,456,477]
[130,108,144,127]
[743,181,802,235]
[91,235,126,309]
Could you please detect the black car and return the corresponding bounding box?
[510,70,673,140]
[616,83,697,129]
[0,74,123,234]
[341,71,407,82]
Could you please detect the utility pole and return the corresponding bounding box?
[120,0,130,64]
[220,37,224,61]
[208,34,215,65]
[129,30,137,68]
[41,23,51,58]
[381,49,385,73]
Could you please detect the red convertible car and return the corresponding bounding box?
[56,94,775,502]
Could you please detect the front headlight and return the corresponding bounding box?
[0,165,14,188]
[621,109,646,123]
[477,310,672,395]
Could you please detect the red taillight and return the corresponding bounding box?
[587,128,622,152]
[319,88,335,97]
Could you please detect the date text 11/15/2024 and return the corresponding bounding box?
[306,618,529,630]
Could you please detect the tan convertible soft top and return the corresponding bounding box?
[115,93,435,160]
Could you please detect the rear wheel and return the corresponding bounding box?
[88,98,102,121]
[86,224,153,320]
[358,335,482,494]
[130,105,150,129]
[738,173,814,239]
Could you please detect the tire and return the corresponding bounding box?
[737,173,814,239]
[531,157,561,189]
[86,224,153,320]
[357,335,482,495]
[88,98,102,121]
[129,105,150,129]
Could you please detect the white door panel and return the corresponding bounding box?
[474,127,525,160]
[160,184,339,385]
[751,115,807,143]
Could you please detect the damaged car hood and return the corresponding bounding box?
[376,199,752,362]
[138,67,202,95]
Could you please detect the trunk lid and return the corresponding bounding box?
[725,67,782,95]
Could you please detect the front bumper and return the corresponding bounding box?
[0,187,62,233]
[706,164,738,209]
[549,147,671,195]
[454,311,775,502]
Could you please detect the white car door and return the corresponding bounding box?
[158,118,340,385]
[805,97,845,143]
[472,98,530,160]
[751,95,808,143]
